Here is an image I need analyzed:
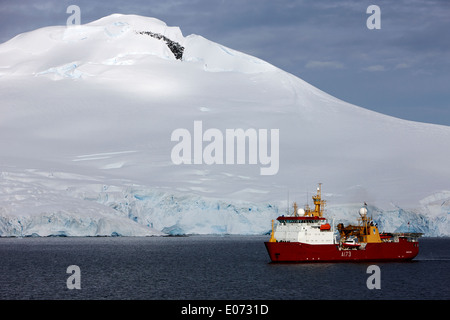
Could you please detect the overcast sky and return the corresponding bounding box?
[1,0,449,125]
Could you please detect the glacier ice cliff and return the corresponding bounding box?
[0,170,448,237]
[97,186,450,237]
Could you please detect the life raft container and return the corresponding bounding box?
[320,223,331,231]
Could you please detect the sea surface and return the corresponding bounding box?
[0,236,448,300]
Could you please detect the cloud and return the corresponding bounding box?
[305,60,344,69]
[362,65,386,72]
[394,63,410,70]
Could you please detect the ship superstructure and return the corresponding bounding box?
[265,184,422,262]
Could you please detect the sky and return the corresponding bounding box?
[1,0,449,126]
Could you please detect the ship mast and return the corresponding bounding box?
[303,183,326,217]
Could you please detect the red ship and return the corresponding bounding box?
[264,184,422,262]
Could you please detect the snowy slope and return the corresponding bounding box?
[0,14,449,236]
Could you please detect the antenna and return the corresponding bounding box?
[287,190,289,215]
[306,189,309,207]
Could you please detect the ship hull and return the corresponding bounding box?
[264,238,419,263]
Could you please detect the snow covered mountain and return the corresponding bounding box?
[0,14,449,236]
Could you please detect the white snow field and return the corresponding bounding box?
[0,14,449,236]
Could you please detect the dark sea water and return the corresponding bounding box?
[0,236,448,302]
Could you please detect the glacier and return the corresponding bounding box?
[0,14,449,237]
[0,168,448,237]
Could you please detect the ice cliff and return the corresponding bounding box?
[0,170,448,237]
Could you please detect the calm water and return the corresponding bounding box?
[0,236,448,300]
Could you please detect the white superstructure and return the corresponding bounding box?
[269,183,336,244]
[273,216,335,244]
